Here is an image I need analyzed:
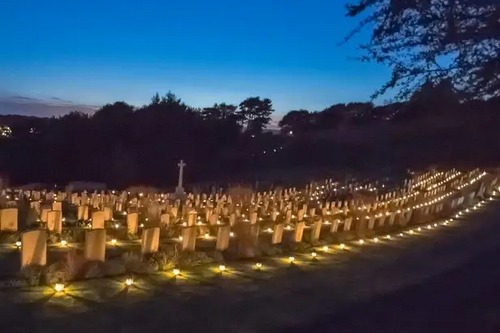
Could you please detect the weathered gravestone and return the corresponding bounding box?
[271,223,284,244]
[160,213,170,227]
[343,217,352,232]
[367,216,376,230]
[103,206,113,221]
[52,201,62,212]
[127,212,138,235]
[141,227,160,254]
[21,230,47,268]
[330,219,340,233]
[233,222,259,258]
[84,229,106,261]
[41,208,50,223]
[388,212,396,226]
[0,208,18,231]
[354,217,368,238]
[310,220,322,242]
[181,226,196,251]
[78,205,89,220]
[92,211,105,229]
[294,222,305,242]
[46,210,62,233]
[216,225,231,251]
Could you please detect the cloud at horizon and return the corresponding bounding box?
[0,95,98,117]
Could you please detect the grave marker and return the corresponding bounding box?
[141,227,160,254]
[84,229,106,261]
[21,230,47,268]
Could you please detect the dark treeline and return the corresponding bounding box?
[1,82,500,189]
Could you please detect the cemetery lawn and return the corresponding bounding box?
[1,202,500,333]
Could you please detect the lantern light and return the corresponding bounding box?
[54,283,65,292]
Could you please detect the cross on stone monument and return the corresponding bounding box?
[175,160,187,198]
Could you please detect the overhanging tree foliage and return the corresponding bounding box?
[345,0,500,100]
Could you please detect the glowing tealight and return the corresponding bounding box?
[61,240,67,246]
[255,262,263,270]
[311,251,317,258]
[359,239,364,245]
[267,228,273,233]
[111,239,117,245]
[140,223,144,228]
[409,230,414,234]
[15,241,21,248]
[54,283,65,292]
[373,237,379,243]
[125,278,134,286]
[173,268,180,276]
[339,243,345,250]
[289,256,295,263]
[179,236,183,241]
[427,225,431,229]
[230,232,235,237]
[114,223,120,229]
[417,227,421,232]
[219,265,226,272]
[204,233,210,239]
[322,245,328,252]
[386,235,391,239]
[434,223,438,227]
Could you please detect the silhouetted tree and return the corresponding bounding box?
[237,97,274,133]
[279,110,314,134]
[345,0,500,100]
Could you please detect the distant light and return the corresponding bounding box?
[61,240,67,247]
[173,268,180,276]
[125,278,134,286]
[255,262,263,270]
[230,232,235,237]
[322,245,328,252]
[140,223,144,228]
[359,239,364,245]
[339,243,345,250]
[311,251,317,258]
[218,265,226,272]
[114,223,120,229]
[111,239,117,245]
[204,233,210,239]
[289,256,295,263]
[178,236,183,241]
[15,241,21,248]
[373,237,379,243]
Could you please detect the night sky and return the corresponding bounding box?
[0,0,390,117]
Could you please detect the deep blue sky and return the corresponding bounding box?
[0,0,390,117]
